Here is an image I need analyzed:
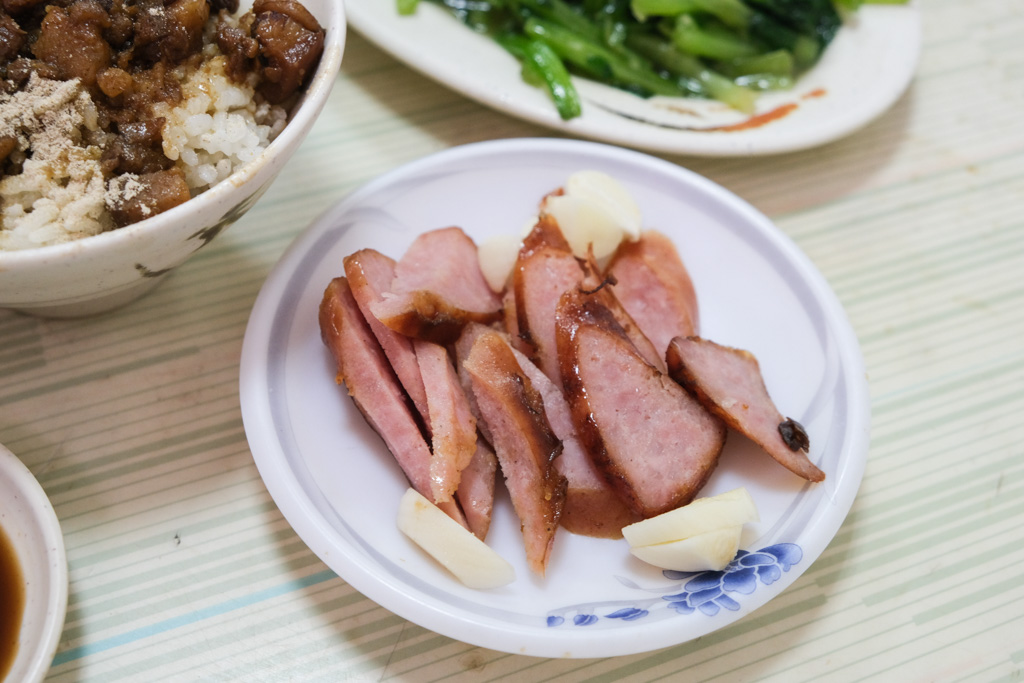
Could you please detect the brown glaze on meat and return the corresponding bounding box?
[217,17,260,81]
[509,343,640,538]
[513,243,585,382]
[318,278,468,528]
[370,227,503,345]
[413,339,478,504]
[577,250,665,373]
[556,289,726,519]
[455,441,498,541]
[344,249,430,424]
[32,1,113,89]
[107,168,191,227]
[101,119,174,176]
[606,230,700,359]
[0,12,25,64]
[519,213,571,257]
[464,330,566,576]
[666,336,825,482]
[1,0,41,15]
[134,0,210,66]
[251,0,324,103]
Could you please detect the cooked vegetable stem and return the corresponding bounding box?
[401,0,909,119]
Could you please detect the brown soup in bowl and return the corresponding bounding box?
[0,522,25,680]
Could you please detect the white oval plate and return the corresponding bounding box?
[239,138,868,658]
[347,1,920,156]
[0,443,67,683]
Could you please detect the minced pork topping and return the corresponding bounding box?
[0,0,324,251]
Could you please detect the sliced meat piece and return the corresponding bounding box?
[453,322,498,446]
[451,323,501,541]
[579,253,665,373]
[666,336,825,482]
[514,219,664,379]
[413,339,477,503]
[455,440,498,541]
[501,288,522,354]
[557,290,726,518]
[318,277,467,528]
[344,249,430,423]
[513,244,585,383]
[509,344,640,538]
[464,331,566,576]
[370,227,503,345]
[520,212,572,258]
[606,230,700,359]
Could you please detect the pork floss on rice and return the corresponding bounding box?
[0,0,324,251]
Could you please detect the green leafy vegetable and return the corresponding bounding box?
[398,0,909,119]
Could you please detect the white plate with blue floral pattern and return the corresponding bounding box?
[347,1,920,156]
[239,138,869,658]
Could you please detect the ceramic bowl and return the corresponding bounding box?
[0,443,67,683]
[0,0,346,318]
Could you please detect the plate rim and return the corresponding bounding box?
[346,1,921,157]
[239,137,870,657]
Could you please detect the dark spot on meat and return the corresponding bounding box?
[779,418,810,452]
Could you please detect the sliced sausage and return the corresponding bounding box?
[606,230,699,359]
[556,289,726,518]
[455,441,498,541]
[509,343,640,538]
[370,227,503,345]
[344,249,430,423]
[464,330,566,576]
[513,244,585,383]
[666,336,825,482]
[318,277,467,528]
[413,339,477,503]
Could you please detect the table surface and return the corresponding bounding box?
[3,0,1022,680]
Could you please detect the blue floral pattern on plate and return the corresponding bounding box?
[547,543,802,627]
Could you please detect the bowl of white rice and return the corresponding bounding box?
[0,0,345,318]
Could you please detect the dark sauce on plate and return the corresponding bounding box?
[1,523,25,680]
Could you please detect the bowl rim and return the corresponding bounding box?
[0,443,68,683]
[0,0,346,264]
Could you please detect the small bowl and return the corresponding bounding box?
[0,443,67,683]
[0,0,346,318]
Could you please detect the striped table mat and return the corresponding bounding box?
[1,0,1021,679]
